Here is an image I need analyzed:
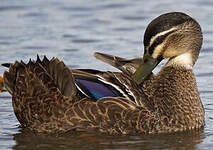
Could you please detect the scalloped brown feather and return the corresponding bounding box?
[2,56,204,134]
[3,57,78,130]
[2,56,141,133]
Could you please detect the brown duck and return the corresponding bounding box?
[2,12,204,134]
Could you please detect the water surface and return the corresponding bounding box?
[0,0,213,150]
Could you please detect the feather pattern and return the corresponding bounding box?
[2,56,152,134]
[2,55,204,134]
[72,69,141,103]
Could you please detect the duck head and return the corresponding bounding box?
[133,12,203,84]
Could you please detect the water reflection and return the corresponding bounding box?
[12,129,205,150]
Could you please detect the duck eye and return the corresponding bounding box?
[148,45,155,55]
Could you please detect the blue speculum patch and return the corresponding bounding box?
[75,78,123,100]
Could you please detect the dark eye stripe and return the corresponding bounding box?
[148,30,177,55]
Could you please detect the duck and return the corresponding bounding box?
[2,12,204,134]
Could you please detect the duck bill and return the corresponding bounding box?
[133,54,162,84]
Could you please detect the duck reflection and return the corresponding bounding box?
[12,129,205,150]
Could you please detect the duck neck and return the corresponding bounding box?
[165,52,194,70]
[151,64,204,128]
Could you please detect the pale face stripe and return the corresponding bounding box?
[148,27,177,48]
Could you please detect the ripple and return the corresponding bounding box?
[197,72,213,77]
[205,49,213,53]
[100,3,131,9]
[72,39,100,43]
[22,46,48,50]
[0,5,27,12]
[197,1,213,6]
[22,12,46,17]
[113,27,137,31]
[0,41,11,45]
[204,30,213,34]
[200,91,213,95]
[63,48,79,52]
[89,18,111,25]
[121,16,148,21]
[63,34,77,38]
[62,6,93,12]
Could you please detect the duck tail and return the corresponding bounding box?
[2,56,77,128]
[2,63,12,68]
[3,55,77,97]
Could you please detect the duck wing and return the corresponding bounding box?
[2,56,154,134]
[93,52,156,103]
[72,69,153,107]
[94,52,142,75]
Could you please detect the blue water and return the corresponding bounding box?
[0,0,213,150]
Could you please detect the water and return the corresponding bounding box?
[0,0,213,149]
